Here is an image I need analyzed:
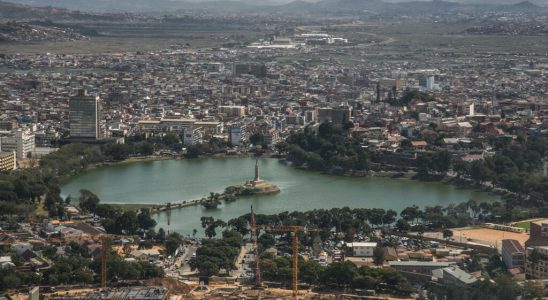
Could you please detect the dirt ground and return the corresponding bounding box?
[192,287,412,300]
[451,227,529,249]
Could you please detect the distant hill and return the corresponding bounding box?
[3,0,547,15]
[0,1,129,21]
[511,0,542,9]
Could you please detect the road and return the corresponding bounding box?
[179,244,199,275]
[167,242,252,278]
[164,244,199,278]
[233,243,253,279]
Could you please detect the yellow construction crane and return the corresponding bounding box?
[261,225,319,297]
[100,234,111,290]
[250,207,319,297]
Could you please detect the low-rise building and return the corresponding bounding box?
[432,266,478,287]
[0,256,15,269]
[183,127,203,146]
[502,239,525,269]
[0,151,16,171]
[129,249,162,262]
[389,261,456,276]
[346,242,377,257]
[526,246,548,279]
[219,106,246,118]
[526,219,548,248]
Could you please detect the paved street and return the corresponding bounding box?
[234,243,253,279]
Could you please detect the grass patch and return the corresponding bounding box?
[514,222,531,230]
[512,219,544,230]
[34,200,49,218]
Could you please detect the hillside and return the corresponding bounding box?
[5,0,548,15]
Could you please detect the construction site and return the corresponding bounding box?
[17,207,407,300]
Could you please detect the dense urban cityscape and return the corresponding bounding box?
[0,0,547,299]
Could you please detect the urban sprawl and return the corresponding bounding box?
[1,5,548,300]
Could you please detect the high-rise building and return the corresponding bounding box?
[426,76,435,90]
[69,89,101,140]
[317,106,352,125]
[232,62,267,78]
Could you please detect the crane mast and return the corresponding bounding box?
[250,206,262,286]
[251,207,319,298]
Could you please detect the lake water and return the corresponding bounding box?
[61,157,498,236]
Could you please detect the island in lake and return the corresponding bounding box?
[200,159,279,209]
[230,159,280,196]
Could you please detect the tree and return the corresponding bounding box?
[382,209,397,227]
[249,133,265,146]
[442,229,453,239]
[373,246,385,266]
[78,189,100,214]
[396,219,411,232]
[162,133,180,148]
[137,208,157,231]
[258,233,276,250]
[275,141,289,154]
[318,122,334,138]
[185,145,203,158]
[13,178,30,199]
[137,141,154,156]
[2,273,21,289]
[416,155,432,176]
[201,216,226,238]
[195,260,220,276]
[400,139,412,149]
[470,160,492,184]
[156,228,166,242]
[102,143,130,161]
[495,275,522,300]
[522,280,543,300]
[432,150,451,174]
[400,205,421,224]
[453,160,471,178]
[368,208,385,228]
[165,233,183,255]
[299,260,323,285]
[320,261,357,288]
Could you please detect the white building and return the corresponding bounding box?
[129,249,162,262]
[346,242,377,257]
[0,256,15,269]
[0,128,35,159]
[426,76,435,90]
[183,127,203,146]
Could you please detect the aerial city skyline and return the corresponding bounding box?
[0,0,547,298]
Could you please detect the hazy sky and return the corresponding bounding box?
[11,0,548,5]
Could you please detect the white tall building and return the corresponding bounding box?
[426,76,435,90]
[0,128,35,159]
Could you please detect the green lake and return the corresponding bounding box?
[61,157,498,236]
